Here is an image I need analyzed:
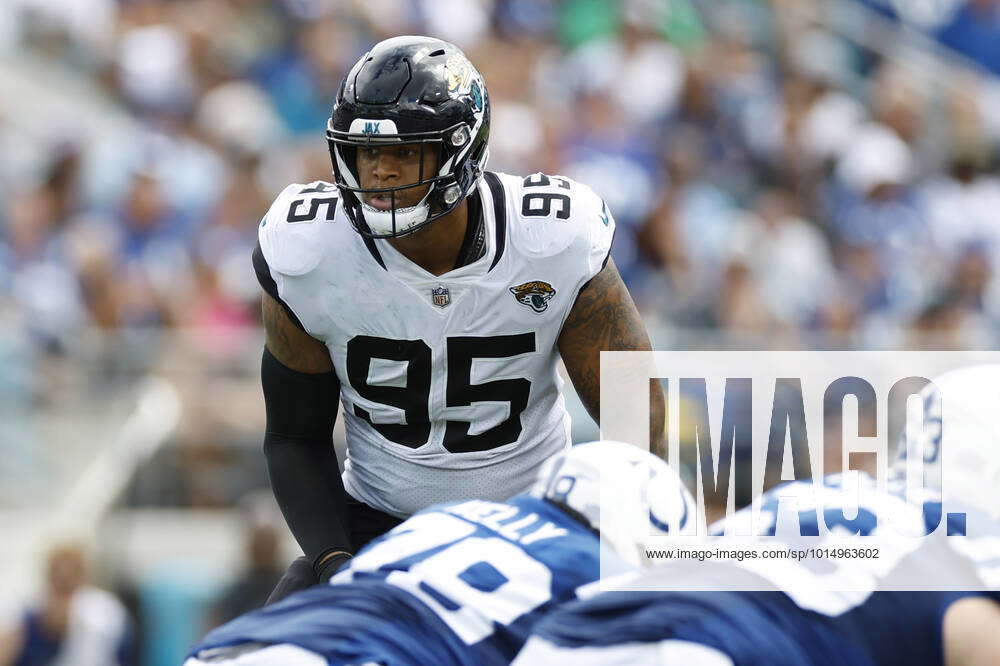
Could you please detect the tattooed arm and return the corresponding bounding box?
[261,292,353,591]
[558,258,666,456]
[263,292,334,372]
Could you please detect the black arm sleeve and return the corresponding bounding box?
[262,347,352,561]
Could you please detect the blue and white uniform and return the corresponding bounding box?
[187,494,623,666]
[515,474,1000,666]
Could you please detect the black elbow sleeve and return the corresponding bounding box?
[261,348,352,560]
[262,346,340,438]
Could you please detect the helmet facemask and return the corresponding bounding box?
[327,119,482,238]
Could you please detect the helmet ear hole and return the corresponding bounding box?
[451,126,469,146]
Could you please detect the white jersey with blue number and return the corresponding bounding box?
[257,172,614,517]
[187,494,624,666]
[515,474,1000,666]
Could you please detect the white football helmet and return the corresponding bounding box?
[890,364,1000,519]
[531,440,695,566]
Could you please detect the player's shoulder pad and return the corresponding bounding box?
[504,172,615,276]
[258,181,341,277]
[531,588,682,648]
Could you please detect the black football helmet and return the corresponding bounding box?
[327,36,490,238]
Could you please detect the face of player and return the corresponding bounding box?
[357,144,439,211]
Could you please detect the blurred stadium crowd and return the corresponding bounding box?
[3,0,1000,663]
[6,0,1000,361]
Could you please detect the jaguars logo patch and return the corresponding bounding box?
[510,281,556,313]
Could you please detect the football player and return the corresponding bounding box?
[184,441,694,665]
[254,35,664,598]
[514,365,1000,666]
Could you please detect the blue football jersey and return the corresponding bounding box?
[516,474,999,666]
[189,495,615,665]
[520,585,879,666]
[518,576,979,665]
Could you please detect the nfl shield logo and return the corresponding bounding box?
[431,285,451,308]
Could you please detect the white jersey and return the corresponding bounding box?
[257,172,614,517]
